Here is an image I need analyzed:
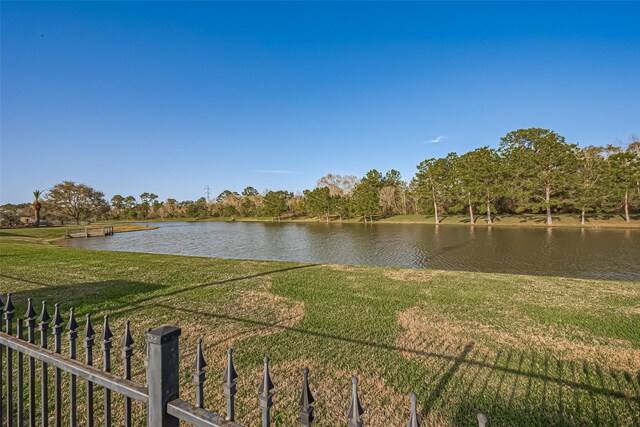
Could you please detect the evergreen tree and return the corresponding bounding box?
[456,147,503,224]
[573,146,607,224]
[500,128,577,225]
[416,154,457,224]
[263,190,290,221]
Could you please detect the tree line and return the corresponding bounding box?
[2,128,638,226]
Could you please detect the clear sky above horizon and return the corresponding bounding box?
[1,1,639,204]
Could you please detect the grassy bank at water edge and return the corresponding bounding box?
[124,213,640,229]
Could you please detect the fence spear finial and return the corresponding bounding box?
[259,356,275,427]
[52,303,63,356]
[347,376,364,427]
[223,348,238,384]
[4,294,15,331]
[39,301,51,349]
[84,313,95,341]
[223,348,238,421]
[193,338,207,408]
[259,356,274,396]
[4,293,14,314]
[4,294,14,334]
[39,300,51,325]
[407,392,420,427]
[66,307,78,333]
[101,314,113,344]
[193,338,207,371]
[299,368,315,426]
[122,319,134,350]
[122,320,134,425]
[25,298,36,321]
[52,303,63,329]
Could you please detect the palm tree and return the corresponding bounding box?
[32,190,42,226]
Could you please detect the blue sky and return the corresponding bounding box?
[2,1,639,204]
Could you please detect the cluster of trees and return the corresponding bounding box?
[423,129,639,225]
[207,128,639,225]
[1,182,109,226]
[1,128,638,227]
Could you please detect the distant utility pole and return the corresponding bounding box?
[205,186,211,203]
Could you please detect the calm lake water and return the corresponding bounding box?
[63,221,640,281]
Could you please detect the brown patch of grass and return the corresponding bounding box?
[170,277,305,356]
[325,264,368,272]
[512,277,640,311]
[396,306,640,372]
[382,268,444,282]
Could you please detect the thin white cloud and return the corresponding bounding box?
[423,135,448,144]
[254,169,299,174]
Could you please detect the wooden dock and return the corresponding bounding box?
[66,226,114,238]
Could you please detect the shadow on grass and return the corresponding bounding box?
[3,278,165,317]
[0,231,32,238]
[1,263,318,319]
[421,342,475,418]
[4,266,639,425]
[156,303,640,409]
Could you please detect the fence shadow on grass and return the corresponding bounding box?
[3,278,165,316]
[1,263,319,317]
[158,303,640,410]
[4,266,640,425]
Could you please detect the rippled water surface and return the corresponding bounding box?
[63,221,640,281]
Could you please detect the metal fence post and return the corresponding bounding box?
[146,326,181,427]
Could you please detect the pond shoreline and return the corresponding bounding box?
[120,213,640,229]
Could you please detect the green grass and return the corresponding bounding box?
[127,213,640,228]
[1,234,639,426]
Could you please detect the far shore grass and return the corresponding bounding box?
[1,232,638,426]
[120,213,640,229]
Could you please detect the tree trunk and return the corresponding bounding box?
[468,192,474,225]
[624,190,630,222]
[34,207,41,227]
[433,197,439,225]
[486,196,492,225]
[401,191,407,215]
[581,207,586,225]
[546,185,552,226]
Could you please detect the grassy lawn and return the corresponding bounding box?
[1,232,639,426]
[124,213,640,229]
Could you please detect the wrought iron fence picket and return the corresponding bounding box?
[0,295,490,427]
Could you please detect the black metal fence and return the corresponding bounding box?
[0,295,488,426]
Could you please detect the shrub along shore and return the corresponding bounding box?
[0,228,638,426]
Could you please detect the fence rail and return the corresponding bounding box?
[0,294,488,426]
